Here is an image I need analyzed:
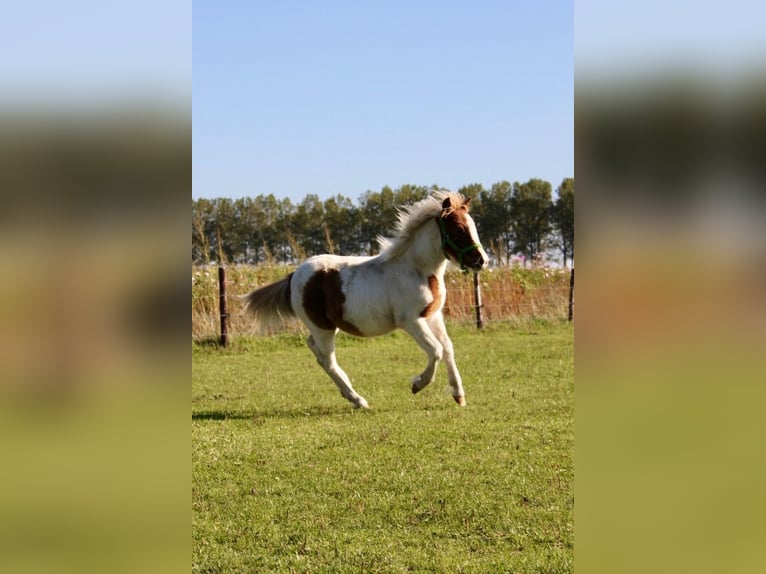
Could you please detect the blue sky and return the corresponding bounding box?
[1,0,190,103]
[193,1,573,202]
[576,0,766,77]
[3,1,762,205]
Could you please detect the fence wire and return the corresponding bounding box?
[192,265,573,340]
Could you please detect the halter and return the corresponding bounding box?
[436,216,482,271]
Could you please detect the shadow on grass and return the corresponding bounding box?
[192,404,371,421]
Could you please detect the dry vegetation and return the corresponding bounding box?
[192,264,573,341]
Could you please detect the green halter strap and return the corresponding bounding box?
[436,216,482,272]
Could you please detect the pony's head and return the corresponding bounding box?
[377,191,489,270]
[436,194,488,271]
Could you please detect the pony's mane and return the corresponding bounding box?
[376,190,467,261]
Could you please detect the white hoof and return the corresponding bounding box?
[353,397,370,409]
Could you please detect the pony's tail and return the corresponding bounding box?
[244,272,295,329]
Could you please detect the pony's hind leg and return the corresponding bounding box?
[307,330,369,409]
[402,318,443,395]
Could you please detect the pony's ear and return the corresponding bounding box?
[441,197,453,210]
[463,197,472,209]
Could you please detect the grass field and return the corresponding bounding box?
[192,321,573,573]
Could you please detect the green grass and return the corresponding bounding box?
[192,321,573,573]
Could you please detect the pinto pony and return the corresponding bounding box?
[245,191,488,409]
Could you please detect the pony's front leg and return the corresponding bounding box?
[402,318,443,395]
[427,313,466,406]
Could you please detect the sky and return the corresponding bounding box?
[0,0,190,104]
[576,0,766,78]
[2,0,761,206]
[193,1,573,202]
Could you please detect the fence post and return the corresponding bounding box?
[218,265,228,347]
[568,267,574,321]
[473,272,484,329]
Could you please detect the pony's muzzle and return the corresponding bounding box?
[465,249,488,271]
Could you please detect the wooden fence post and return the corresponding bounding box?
[568,267,574,322]
[473,272,484,329]
[218,265,228,347]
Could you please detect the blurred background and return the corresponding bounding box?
[0,1,189,573]
[577,1,766,572]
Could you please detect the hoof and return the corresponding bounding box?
[453,395,466,407]
[411,375,425,394]
[353,397,370,409]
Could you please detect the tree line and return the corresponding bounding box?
[192,178,574,267]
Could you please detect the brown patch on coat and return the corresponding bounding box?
[420,274,442,318]
[438,201,485,269]
[439,208,469,257]
[302,268,364,336]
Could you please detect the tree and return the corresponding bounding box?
[212,198,237,263]
[323,194,361,255]
[473,181,513,265]
[191,197,238,264]
[509,179,553,264]
[288,194,325,257]
[394,184,431,206]
[275,197,296,262]
[192,198,214,263]
[232,197,257,263]
[191,178,571,266]
[457,183,484,202]
[551,178,574,267]
[358,186,398,254]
